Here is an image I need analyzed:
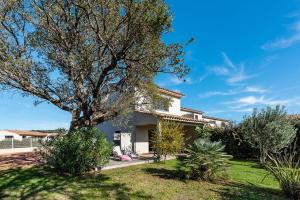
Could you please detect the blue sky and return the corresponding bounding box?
[1,0,300,130]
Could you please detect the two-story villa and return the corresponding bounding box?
[98,87,229,154]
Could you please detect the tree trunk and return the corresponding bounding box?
[260,149,267,165]
[68,116,93,134]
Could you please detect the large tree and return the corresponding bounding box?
[0,0,189,131]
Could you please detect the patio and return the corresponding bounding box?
[102,153,157,170]
[102,153,177,170]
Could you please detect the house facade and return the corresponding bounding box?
[0,130,55,141]
[98,87,229,154]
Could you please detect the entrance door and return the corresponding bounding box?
[148,129,155,152]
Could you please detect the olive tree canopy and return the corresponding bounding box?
[241,105,296,164]
[0,0,189,131]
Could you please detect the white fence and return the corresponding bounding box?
[0,138,42,149]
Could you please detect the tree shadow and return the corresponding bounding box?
[0,167,153,199]
[142,167,185,181]
[211,181,288,200]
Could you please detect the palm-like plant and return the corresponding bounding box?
[179,138,232,181]
[266,145,300,200]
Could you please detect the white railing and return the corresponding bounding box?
[0,138,42,149]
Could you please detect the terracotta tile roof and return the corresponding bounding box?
[180,107,204,114]
[135,110,204,124]
[289,114,300,120]
[203,115,230,122]
[158,113,205,124]
[157,87,184,98]
[0,130,58,137]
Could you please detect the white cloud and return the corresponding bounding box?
[227,95,291,108]
[261,20,300,50]
[209,66,230,76]
[226,64,257,84]
[244,86,267,93]
[199,73,209,82]
[221,52,236,69]
[199,86,267,99]
[208,52,257,85]
[199,90,237,98]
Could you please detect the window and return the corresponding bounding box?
[154,102,169,111]
[194,115,198,120]
[221,122,226,128]
[113,131,121,146]
[5,135,13,139]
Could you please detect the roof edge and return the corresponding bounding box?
[157,87,184,98]
[180,107,204,114]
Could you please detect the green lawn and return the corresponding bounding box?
[0,160,287,200]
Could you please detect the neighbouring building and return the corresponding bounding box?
[98,87,229,154]
[0,130,56,141]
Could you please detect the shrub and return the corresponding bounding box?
[152,120,184,161]
[266,145,300,200]
[177,130,232,181]
[241,105,296,164]
[39,128,112,175]
[211,125,258,159]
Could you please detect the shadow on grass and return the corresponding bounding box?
[142,167,186,182]
[0,167,153,200]
[212,181,287,200]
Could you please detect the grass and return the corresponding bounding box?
[0,160,287,200]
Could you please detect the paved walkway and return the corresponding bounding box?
[102,158,154,170]
[102,154,174,170]
[0,152,174,170]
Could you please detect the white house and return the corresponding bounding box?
[0,130,56,141]
[98,87,229,154]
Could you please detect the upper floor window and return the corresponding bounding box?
[194,115,198,120]
[221,122,226,128]
[154,102,169,112]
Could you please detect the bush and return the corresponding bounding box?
[211,125,258,159]
[266,145,300,200]
[152,120,184,161]
[177,136,232,181]
[39,128,112,175]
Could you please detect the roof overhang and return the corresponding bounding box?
[157,87,184,98]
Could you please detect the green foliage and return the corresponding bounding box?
[152,120,184,161]
[266,145,300,200]
[241,105,296,164]
[211,125,259,159]
[195,125,212,139]
[178,138,232,181]
[0,0,190,130]
[39,128,112,175]
[178,127,232,181]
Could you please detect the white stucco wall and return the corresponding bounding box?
[155,95,181,116]
[97,112,158,154]
[134,126,150,154]
[0,131,23,140]
[120,132,132,153]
